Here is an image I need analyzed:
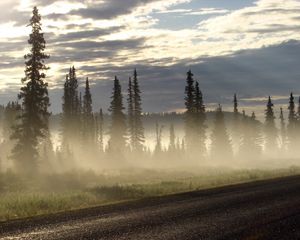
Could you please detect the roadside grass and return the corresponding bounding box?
[0,166,299,221]
[0,192,100,221]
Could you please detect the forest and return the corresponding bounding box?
[0,7,299,221]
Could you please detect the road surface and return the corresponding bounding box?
[0,175,300,239]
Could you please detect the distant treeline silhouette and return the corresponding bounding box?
[0,7,299,175]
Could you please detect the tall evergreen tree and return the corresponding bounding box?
[297,96,300,118]
[82,77,94,143]
[232,94,241,154]
[132,69,145,151]
[184,70,196,150]
[98,108,104,152]
[169,124,176,152]
[0,102,20,169]
[3,102,21,140]
[11,7,50,174]
[239,111,262,160]
[279,107,287,152]
[194,81,206,156]
[210,105,232,161]
[61,66,80,150]
[287,93,297,151]
[297,96,300,134]
[250,112,262,158]
[108,76,127,153]
[127,77,134,150]
[264,96,277,155]
[233,94,238,116]
[154,122,163,155]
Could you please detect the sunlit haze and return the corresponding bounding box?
[1,0,300,114]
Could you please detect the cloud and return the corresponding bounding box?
[69,0,189,20]
[156,9,191,14]
[240,96,289,102]
[156,7,229,16]
[185,8,230,16]
[197,0,300,47]
[47,27,124,43]
[1,39,300,116]
[46,40,300,114]
[53,38,146,50]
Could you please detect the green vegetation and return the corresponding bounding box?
[0,167,299,222]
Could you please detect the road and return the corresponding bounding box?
[0,175,300,240]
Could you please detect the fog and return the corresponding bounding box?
[1,107,299,177]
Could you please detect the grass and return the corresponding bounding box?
[0,166,299,222]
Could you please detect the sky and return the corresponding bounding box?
[0,0,300,117]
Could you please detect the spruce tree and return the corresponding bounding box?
[233,94,238,116]
[232,94,240,154]
[239,111,262,160]
[3,102,21,140]
[82,77,93,142]
[127,77,134,150]
[98,108,104,152]
[1,102,20,167]
[108,76,127,153]
[210,105,232,161]
[169,124,176,152]
[264,96,277,155]
[132,69,145,151]
[287,93,297,152]
[297,97,300,118]
[279,107,287,152]
[154,122,163,154]
[184,70,195,150]
[194,81,206,156]
[11,7,50,174]
[61,67,80,150]
[250,112,262,158]
[239,112,249,158]
[297,96,300,131]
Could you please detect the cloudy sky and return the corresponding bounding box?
[0,0,300,116]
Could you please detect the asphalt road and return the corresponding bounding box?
[1,175,300,240]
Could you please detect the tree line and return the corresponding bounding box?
[0,7,299,175]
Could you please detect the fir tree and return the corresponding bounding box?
[264,96,277,155]
[287,93,297,151]
[108,76,127,153]
[184,70,195,150]
[82,77,94,143]
[297,96,300,133]
[233,94,238,116]
[169,124,176,152]
[239,111,262,160]
[250,112,262,158]
[210,105,232,161]
[79,92,83,117]
[297,96,300,118]
[98,108,104,152]
[61,67,80,150]
[3,102,21,139]
[279,107,287,152]
[83,78,92,117]
[132,69,145,151]
[154,122,163,154]
[127,77,134,150]
[194,81,206,156]
[11,7,50,174]
[0,102,20,167]
[232,94,241,154]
